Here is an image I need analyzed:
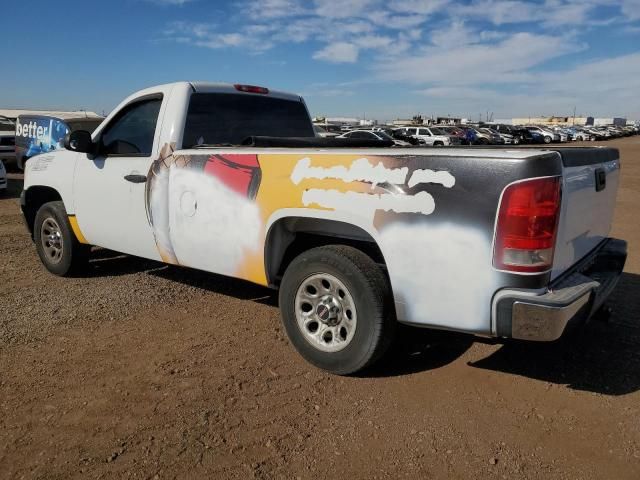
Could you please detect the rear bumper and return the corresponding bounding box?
[493,238,627,341]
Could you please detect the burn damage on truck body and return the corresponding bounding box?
[142,142,593,336]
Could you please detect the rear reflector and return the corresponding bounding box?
[234,84,269,94]
[494,176,562,273]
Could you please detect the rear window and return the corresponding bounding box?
[182,93,314,148]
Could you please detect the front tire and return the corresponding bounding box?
[544,135,552,144]
[34,201,89,276]
[279,245,395,375]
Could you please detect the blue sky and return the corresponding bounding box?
[2,0,640,121]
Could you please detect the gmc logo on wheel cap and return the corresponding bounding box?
[316,304,330,321]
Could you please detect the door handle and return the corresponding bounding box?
[124,174,147,183]
[595,168,606,192]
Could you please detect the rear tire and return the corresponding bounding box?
[34,201,90,276]
[433,141,444,147]
[279,245,395,375]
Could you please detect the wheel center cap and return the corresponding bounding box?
[316,296,341,326]
[49,233,61,248]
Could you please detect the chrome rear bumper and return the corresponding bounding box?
[493,238,627,341]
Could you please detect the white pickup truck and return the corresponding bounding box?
[21,82,626,374]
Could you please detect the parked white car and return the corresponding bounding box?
[497,132,516,144]
[313,125,339,138]
[399,126,457,146]
[526,126,559,144]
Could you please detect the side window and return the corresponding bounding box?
[100,98,162,156]
[407,128,417,135]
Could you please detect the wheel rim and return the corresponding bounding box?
[40,217,64,264]
[295,273,357,353]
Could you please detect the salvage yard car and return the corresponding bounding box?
[337,129,411,146]
[21,82,627,375]
[0,116,16,166]
[0,156,7,193]
[400,126,459,146]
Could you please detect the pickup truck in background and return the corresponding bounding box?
[21,82,627,374]
[15,113,104,170]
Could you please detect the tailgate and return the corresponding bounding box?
[552,148,620,280]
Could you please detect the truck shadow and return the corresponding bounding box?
[364,327,475,378]
[87,248,277,305]
[467,272,640,396]
[1,174,24,199]
[86,249,640,394]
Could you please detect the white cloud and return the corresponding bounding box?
[244,0,309,19]
[621,0,640,21]
[459,0,543,25]
[376,32,584,85]
[168,22,274,51]
[303,88,356,98]
[389,0,450,15]
[352,34,394,48]
[313,42,360,63]
[414,52,640,118]
[430,21,474,47]
[159,0,640,118]
[313,0,378,18]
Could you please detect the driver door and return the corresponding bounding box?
[73,95,165,260]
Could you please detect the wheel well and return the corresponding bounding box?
[23,186,63,238]
[265,217,385,287]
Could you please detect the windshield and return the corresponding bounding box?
[183,93,314,147]
[376,131,394,141]
[429,127,446,135]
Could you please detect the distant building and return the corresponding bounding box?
[392,118,419,126]
[593,117,627,127]
[0,109,101,121]
[510,115,626,127]
[435,117,464,125]
[511,116,576,126]
[317,116,376,126]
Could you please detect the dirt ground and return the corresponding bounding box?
[1,139,639,479]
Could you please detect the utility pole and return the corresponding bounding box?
[572,106,576,126]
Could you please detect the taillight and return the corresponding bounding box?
[494,176,562,273]
[234,84,269,94]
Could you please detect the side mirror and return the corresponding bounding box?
[64,130,94,154]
